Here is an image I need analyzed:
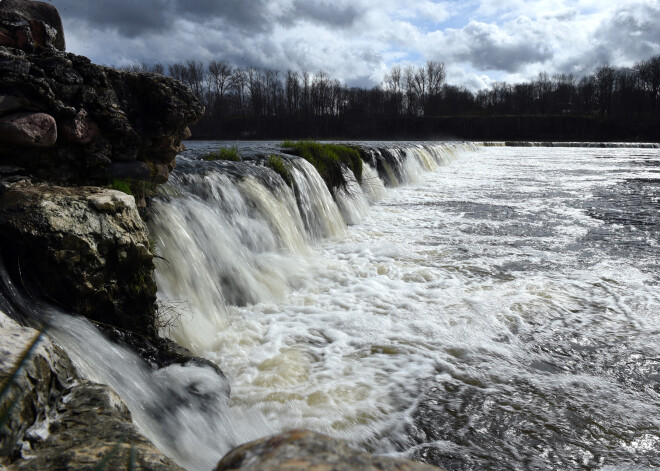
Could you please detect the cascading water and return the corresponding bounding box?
[0,256,269,471]
[5,139,658,471]
[149,140,660,471]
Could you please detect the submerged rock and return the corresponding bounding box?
[0,182,157,335]
[0,310,183,471]
[215,430,445,471]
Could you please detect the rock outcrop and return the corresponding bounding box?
[0,1,204,198]
[0,310,183,471]
[0,182,158,335]
[215,430,444,471]
[0,0,65,52]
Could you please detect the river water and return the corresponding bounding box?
[148,142,660,470]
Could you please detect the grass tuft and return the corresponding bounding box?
[279,141,362,191]
[265,154,294,187]
[110,179,132,195]
[203,146,240,162]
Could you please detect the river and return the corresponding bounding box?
[145,141,660,470]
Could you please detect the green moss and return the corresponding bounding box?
[110,179,132,195]
[279,141,362,191]
[128,266,155,296]
[202,145,240,162]
[265,154,294,187]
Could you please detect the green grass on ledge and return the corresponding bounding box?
[202,146,240,162]
[280,141,362,191]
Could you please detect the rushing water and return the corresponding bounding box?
[143,141,660,470]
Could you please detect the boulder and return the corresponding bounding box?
[0,0,65,51]
[0,310,183,471]
[0,112,56,147]
[215,430,445,471]
[0,182,158,335]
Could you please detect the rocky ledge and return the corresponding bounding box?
[0,182,157,335]
[0,310,183,471]
[216,430,442,471]
[0,2,445,471]
[0,0,204,201]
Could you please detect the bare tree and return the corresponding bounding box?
[595,65,616,115]
[635,55,660,111]
[168,62,187,83]
[208,60,233,115]
[184,60,206,98]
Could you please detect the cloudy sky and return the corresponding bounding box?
[48,0,660,91]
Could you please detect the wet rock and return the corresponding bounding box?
[0,311,183,471]
[153,163,170,184]
[0,112,56,147]
[0,183,158,335]
[110,161,151,181]
[215,430,445,471]
[96,323,228,379]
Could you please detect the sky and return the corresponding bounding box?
[47,0,660,91]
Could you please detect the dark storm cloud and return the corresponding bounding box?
[48,0,272,36]
[290,1,361,27]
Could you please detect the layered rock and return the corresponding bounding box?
[0,182,158,335]
[215,430,444,471]
[0,310,183,470]
[0,1,204,196]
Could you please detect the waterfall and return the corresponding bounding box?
[363,143,476,187]
[151,142,476,357]
[334,167,370,225]
[0,257,270,471]
[1,141,477,471]
[290,159,347,239]
[480,141,660,148]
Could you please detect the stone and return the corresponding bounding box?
[0,183,157,335]
[0,0,65,51]
[215,430,445,471]
[0,112,56,147]
[87,189,135,212]
[59,108,99,145]
[0,311,183,470]
[110,161,151,181]
[153,163,170,184]
[0,43,203,184]
[0,94,31,116]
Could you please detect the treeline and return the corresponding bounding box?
[121,56,660,141]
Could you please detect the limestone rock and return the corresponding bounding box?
[215,430,445,471]
[0,112,56,147]
[0,182,157,335]
[0,311,183,471]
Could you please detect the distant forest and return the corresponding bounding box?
[121,56,660,141]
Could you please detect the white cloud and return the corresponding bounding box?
[51,0,660,91]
